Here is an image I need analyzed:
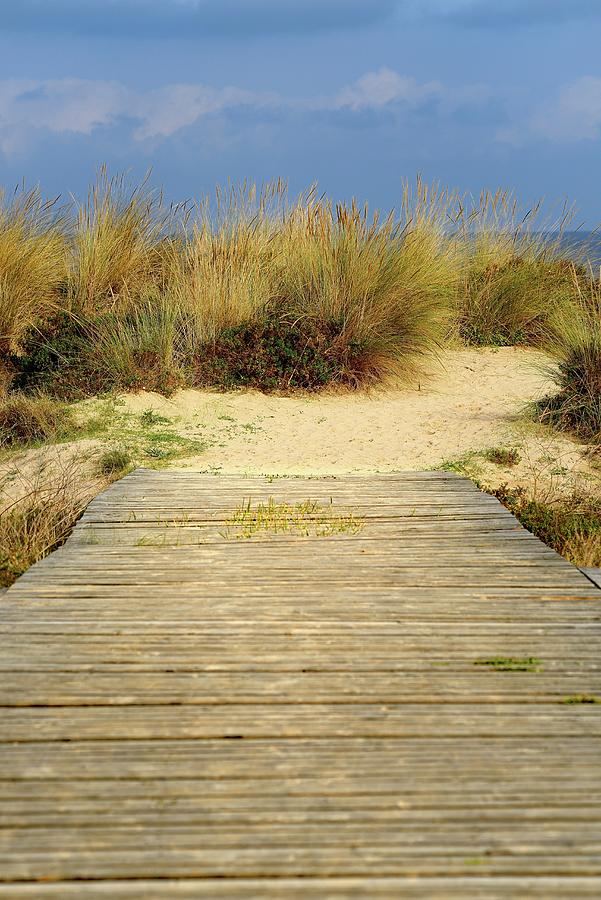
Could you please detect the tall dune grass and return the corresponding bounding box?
[175,181,284,348]
[538,277,601,441]
[0,187,67,356]
[455,191,579,347]
[68,166,177,317]
[275,180,460,382]
[0,170,597,399]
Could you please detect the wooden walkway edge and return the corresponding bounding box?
[1,469,600,898]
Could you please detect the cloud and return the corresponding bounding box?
[0,69,468,154]
[429,0,601,27]
[2,0,398,38]
[332,69,441,111]
[531,77,601,143]
[0,77,275,152]
[0,69,503,165]
[133,84,275,139]
[0,79,130,153]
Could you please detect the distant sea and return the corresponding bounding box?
[553,230,601,269]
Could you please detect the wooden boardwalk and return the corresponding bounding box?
[1,468,601,898]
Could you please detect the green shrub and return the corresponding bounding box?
[12,312,107,399]
[194,309,343,391]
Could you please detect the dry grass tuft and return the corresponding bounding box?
[69,166,177,317]
[0,187,67,355]
[456,191,580,347]
[0,462,90,587]
[276,180,460,384]
[538,279,601,441]
[0,393,74,448]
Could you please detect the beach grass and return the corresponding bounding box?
[0,462,90,587]
[0,169,599,440]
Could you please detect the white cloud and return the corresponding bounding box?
[0,79,130,154]
[532,77,601,142]
[0,78,268,152]
[332,68,441,111]
[132,84,272,139]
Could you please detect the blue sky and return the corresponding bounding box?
[1,0,601,221]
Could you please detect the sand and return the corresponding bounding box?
[3,348,597,503]
[115,347,596,494]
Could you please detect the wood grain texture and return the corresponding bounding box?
[1,468,600,897]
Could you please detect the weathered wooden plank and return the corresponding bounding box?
[1,737,598,780]
[2,671,600,706]
[2,704,600,741]
[1,876,600,898]
[2,845,601,882]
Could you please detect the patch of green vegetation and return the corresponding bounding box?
[96,447,133,478]
[140,409,171,427]
[437,452,483,480]
[474,656,541,672]
[491,484,601,568]
[484,446,521,467]
[561,694,600,704]
[223,497,365,540]
[69,400,211,470]
[193,312,346,392]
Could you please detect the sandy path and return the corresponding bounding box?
[2,347,597,514]
[117,348,591,489]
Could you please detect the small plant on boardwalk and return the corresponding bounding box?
[0,463,89,587]
[223,497,364,539]
[96,447,133,479]
[484,446,521,467]
[561,695,600,704]
[135,515,192,547]
[0,393,75,449]
[474,656,541,672]
[491,484,601,568]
